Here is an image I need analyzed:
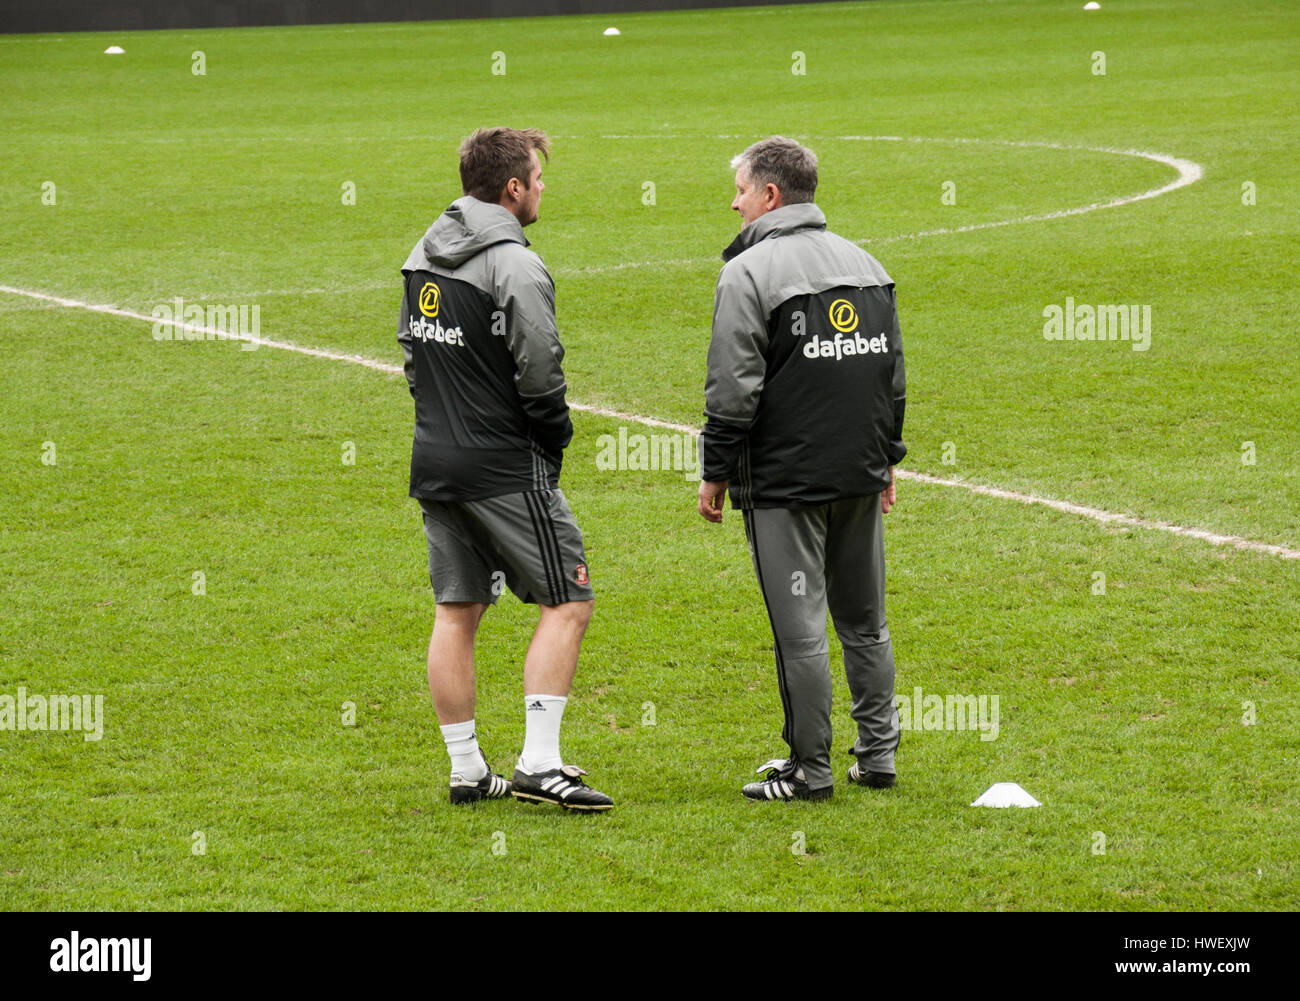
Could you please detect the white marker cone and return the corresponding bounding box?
[971,782,1041,808]
[603,27,621,36]
[104,45,125,54]
[1084,2,1100,9]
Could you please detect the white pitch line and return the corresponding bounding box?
[90,136,1203,299]
[902,471,1300,560]
[0,286,402,374]
[840,136,1203,244]
[560,137,1204,274]
[2,135,1204,301]
[3,283,1296,561]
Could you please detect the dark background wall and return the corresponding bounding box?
[2,0,838,34]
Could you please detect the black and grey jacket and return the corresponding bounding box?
[398,196,572,501]
[701,202,906,509]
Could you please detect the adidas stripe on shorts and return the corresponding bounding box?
[418,488,594,606]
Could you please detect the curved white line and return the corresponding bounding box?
[551,135,1203,274]
[108,135,1205,294]
[836,135,1203,246]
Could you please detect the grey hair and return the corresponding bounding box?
[730,136,818,204]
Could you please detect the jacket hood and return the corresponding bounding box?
[722,202,827,262]
[402,196,528,273]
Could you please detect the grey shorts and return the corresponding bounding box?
[418,489,594,606]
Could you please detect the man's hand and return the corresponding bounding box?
[698,480,728,523]
[881,466,897,514]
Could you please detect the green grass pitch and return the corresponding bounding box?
[1,0,1297,910]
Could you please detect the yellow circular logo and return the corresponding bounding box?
[418,282,441,318]
[829,298,858,333]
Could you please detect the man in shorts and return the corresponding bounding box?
[398,127,611,811]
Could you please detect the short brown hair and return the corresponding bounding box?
[458,127,551,202]
[731,136,818,204]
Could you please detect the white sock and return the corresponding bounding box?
[518,694,566,773]
[440,719,487,782]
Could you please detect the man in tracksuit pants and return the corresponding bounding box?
[399,127,611,811]
[698,136,907,801]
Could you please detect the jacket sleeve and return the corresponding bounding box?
[701,264,770,482]
[496,251,573,458]
[396,286,416,398]
[887,287,907,466]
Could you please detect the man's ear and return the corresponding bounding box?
[764,183,782,208]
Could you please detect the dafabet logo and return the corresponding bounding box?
[418,282,441,318]
[828,298,858,333]
[408,281,464,347]
[803,296,888,361]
